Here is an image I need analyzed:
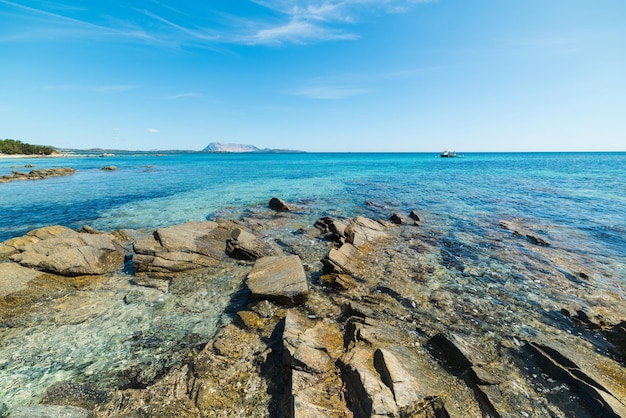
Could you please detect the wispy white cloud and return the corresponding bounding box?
[291,65,432,99]
[148,128,160,134]
[0,0,154,43]
[0,0,431,47]
[242,0,432,45]
[168,92,204,100]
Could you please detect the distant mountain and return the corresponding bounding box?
[203,142,304,153]
[203,142,261,152]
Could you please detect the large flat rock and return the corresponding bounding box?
[133,221,230,274]
[246,255,308,305]
[0,262,45,297]
[8,227,125,276]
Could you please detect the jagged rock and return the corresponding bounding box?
[322,243,361,275]
[235,310,266,331]
[427,333,502,417]
[269,197,292,211]
[606,321,626,363]
[226,228,273,261]
[499,220,550,246]
[524,341,626,417]
[320,273,356,290]
[283,310,343,374]
[344,216,388,248]
[338,346,398,417]
[389,213,406,225]
[8,405,91,417]
[315,217,348,243]
[290,370,350,418]
[132,221,228,274]
[9,228,125,276]
[409,211,421,222]
[345,316,404,348]
[246,255,309,305]
[374,348,421,410]
[390,212,420,225]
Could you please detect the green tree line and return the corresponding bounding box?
[0,139,57,155]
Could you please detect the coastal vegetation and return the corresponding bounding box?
[0,138,56,155]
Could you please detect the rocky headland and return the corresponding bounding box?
[0,198,625,417]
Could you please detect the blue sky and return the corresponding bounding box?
[1,0,625,152]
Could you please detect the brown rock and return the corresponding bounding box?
[344,216,387,248]
[9,230,125,276]
[132,221,228,274]
[246,255,309,305]
[226,228,273,261]
[338,346,398,417]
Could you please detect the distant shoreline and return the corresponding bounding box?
[0,153,73,159]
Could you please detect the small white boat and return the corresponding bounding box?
[440,150,457,158]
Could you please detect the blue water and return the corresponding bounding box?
[1,151,626,415]
[1,152,624,260]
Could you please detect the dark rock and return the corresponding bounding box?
[226,228,273,261]
[268,197,292,211]
[409,211,421,222]
[101,165,117,171]
[246,255,309,305]
[389,213,405,224]
[524,342,624,417]
[499,220,551,247]
[427,333,501,417]
[40,381,109,410]
[606,321,626,363]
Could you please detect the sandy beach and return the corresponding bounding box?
[0,153,74,159]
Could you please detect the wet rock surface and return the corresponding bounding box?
[0,207,625,417]
[0,167,76,183]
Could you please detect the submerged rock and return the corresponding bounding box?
[246,255,309,305]
[8,405,91,418]
[0,167,76,184]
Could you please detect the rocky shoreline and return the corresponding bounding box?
[0,167,76,183]
[1,198,625,417]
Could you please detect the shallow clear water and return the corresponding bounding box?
[2,152,625,258]
[1,152,625,415]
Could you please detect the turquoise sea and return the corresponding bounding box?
[1,151,625,415]
[1,152,625,259]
